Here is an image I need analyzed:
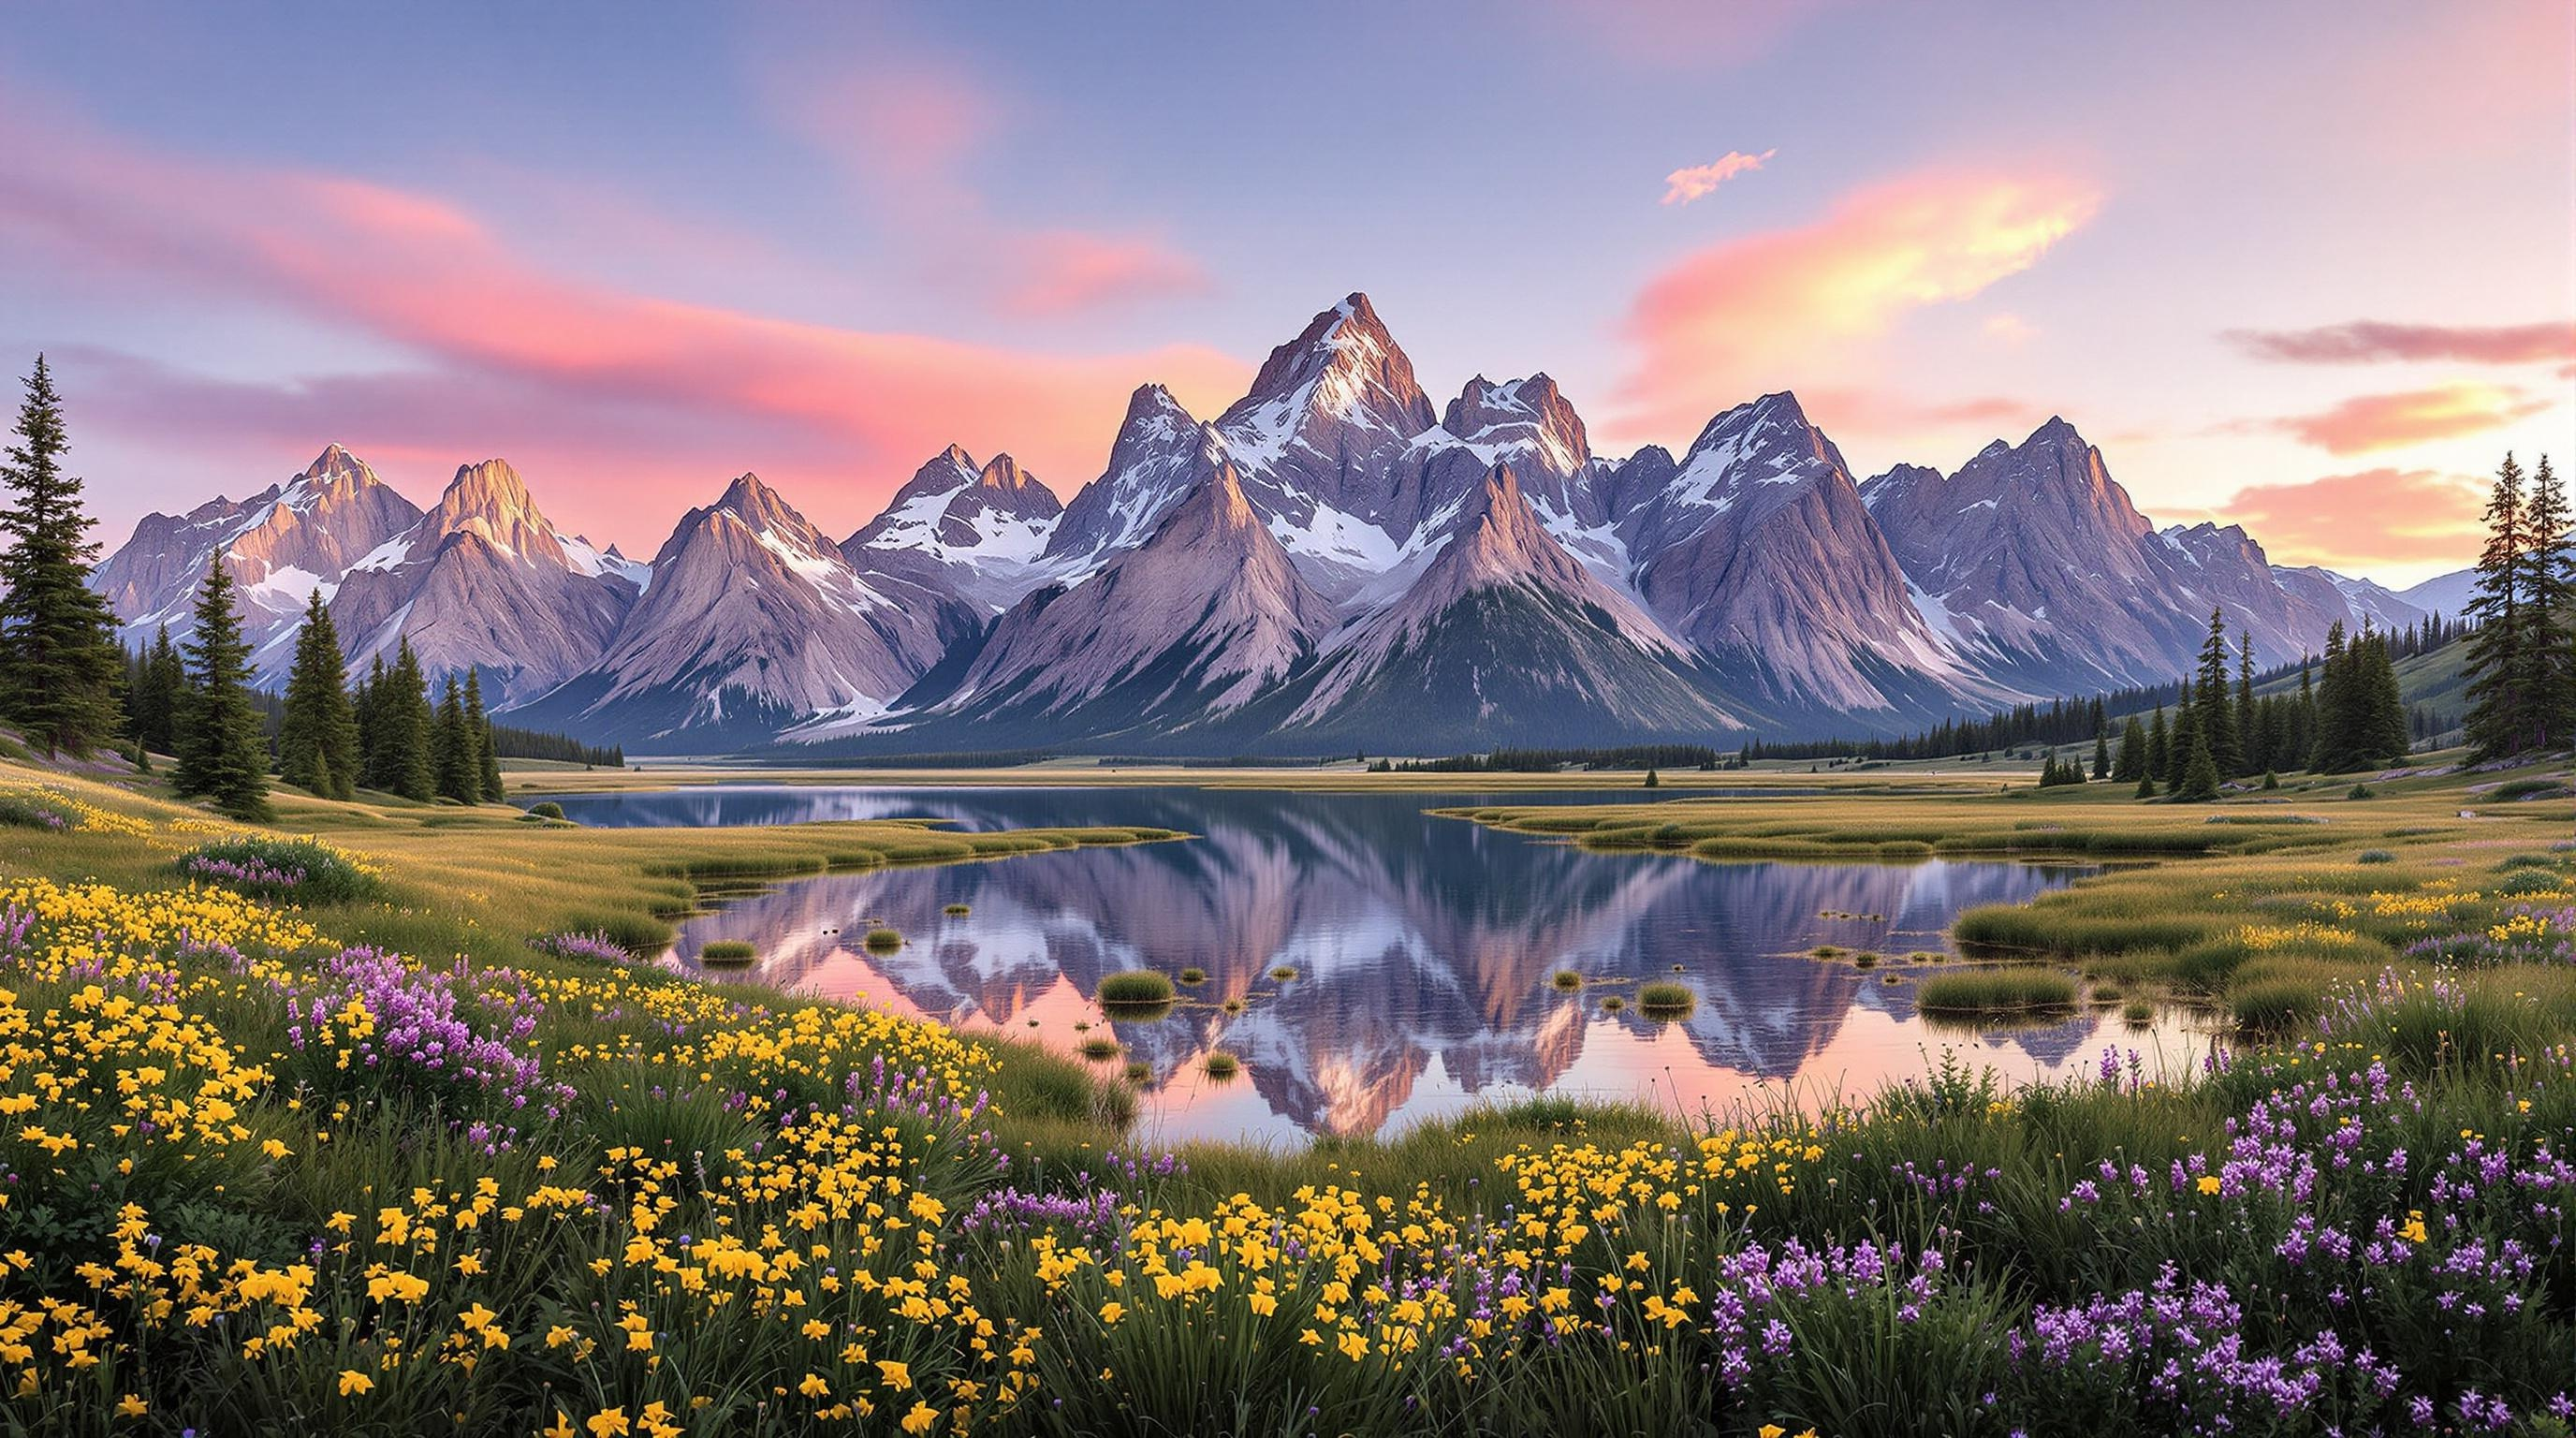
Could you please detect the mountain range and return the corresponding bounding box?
[93,292,2470,755]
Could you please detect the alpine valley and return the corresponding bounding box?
[93,293,2466,756]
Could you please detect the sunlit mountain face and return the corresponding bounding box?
[533,785,2203,1141]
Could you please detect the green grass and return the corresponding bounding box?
[5,753,2576,1432]
[863,926,904,951]
[1097,970,1177,1006]
[699,939,757,965]
[1637,980,1696,1015]
[1916,968,2080,1017]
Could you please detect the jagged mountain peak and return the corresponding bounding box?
[1649,389,1853,530]
[1684,389,1821,453]
[1040,383,1212,571]
[417,458,568,561]
[296,442,376,489]
[973,453,1060,514]
[891,447,982,504]
[1120,382,1193,427]
[911,429,1336,734]
[701,471,833,551]
[440,457,534,510]
[1219,290,1437,450]
[1442,374,1590,477]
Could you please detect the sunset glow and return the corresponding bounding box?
[6,2,2569,587]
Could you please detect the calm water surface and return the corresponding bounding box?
[526,785,2211,1143]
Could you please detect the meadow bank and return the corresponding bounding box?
[0,755,2570,1436]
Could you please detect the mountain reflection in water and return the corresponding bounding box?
[527,785,2204,1143]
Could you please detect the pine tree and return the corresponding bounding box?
[466,670,505,801]
[2091,726,2110,781]
[0,356,124,756]
[371,641,435,800]
[2464,453,2531,758]
[124,624,183,756]
[2521,453,2572,749]
[353,654,386,782]
[2362,626,2408,763]
[432,676,476,802]
[277,592,360,800]
[2292,663,2317,770]
[2113,716,2147,783]
[2234,628,2256,774]
[2133,772,2157,800]
[2169,703,2203,791]
[2194,609,2245,777]
[2174,721,2221,803]
[2311,624,2358,772]
[170,562,272,821]
[2146,705,2171,783]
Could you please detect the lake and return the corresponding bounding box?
[525,784,2210,1144]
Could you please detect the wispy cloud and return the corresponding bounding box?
[2238,383,2552,455]
[0,85,1247,545]
[1661,149,1775,205]
[2225,319,2576,365]
[1615,169,2100,440]
[2200,466,2489,569]
[754,36,1209,323]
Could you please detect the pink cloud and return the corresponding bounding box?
[2202,467,2489,568]
[1614,169,2101,440]
[1661,149,1775,205]
[0,90,1248,549]
[756,42,1208,322]
[2226,320,2576,366]
[1799,388,2043,439]
[2247,383,2552,455]
[994,229,1214,319]
[770,62,997,207]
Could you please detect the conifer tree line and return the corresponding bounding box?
[0,355,599,820]
[133,580,511,812]
[1754,608,2469,769]
[2461,451,2573,760]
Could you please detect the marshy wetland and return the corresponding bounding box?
[1,755,2570,1434]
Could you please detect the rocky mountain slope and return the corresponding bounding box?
[92,291,2440,755]
[841,446,1062,612]
[510,474,963,750]
[888,429,1338,748]
[329,459,644,703]
[91,444,422,675]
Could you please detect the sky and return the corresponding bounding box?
[5,0,2570,590]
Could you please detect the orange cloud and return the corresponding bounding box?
[1614,169,2100,440]
[1799,388,2043,439]
[2252,384,2552,455]
[2227,320,2576,366]
[1661,150,1775,205]
[2204,467,2489,568]
[0,89,1248,546]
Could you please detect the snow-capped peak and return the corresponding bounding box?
[1436,374,1590,478]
